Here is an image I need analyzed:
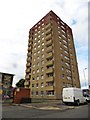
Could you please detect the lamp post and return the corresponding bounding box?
[83,68,87,89]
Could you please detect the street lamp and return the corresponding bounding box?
[83,68,87,88]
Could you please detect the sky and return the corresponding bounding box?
[0,0,89,89]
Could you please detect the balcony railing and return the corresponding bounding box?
[45,28,52,35]
[46,60,53,66]
[46,52,53,59]
[46,34,52,41]
[46,68,53,74]
[46,76,53,82]
[46,39,52,46]
[45,23,51,30]
[46,86,54,91]
[46,46,52,52]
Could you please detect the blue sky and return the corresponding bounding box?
[0,0,89,89]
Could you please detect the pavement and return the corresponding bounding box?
[12,100,75,111]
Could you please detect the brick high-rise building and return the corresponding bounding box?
[24,10,80,99]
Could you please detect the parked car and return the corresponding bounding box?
[83,94,90,102]
[3,95,10,99]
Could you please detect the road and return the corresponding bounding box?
[2,104,89,118]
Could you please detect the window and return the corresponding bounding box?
[38,26,40,28]
[42,23,44,26]
[37,62,39,66]
[36,91,38,95]
[34,59,35,61]
[41,67,44,72]
[35,33,37,36]
[41,75,44,79]
[42,43,44,46]
[42,27,44,30]
[38,45,40,48]
[38,40,40,43]
[41,91,44,96]
[62,74,64,79]
[34,42,36,46]
[38,31,40,33]
[34,47,36,50]
[42,37,44,40]
[42,32,44,35]
[41,60,44,65]
[34,52,36,56]
[38,35,40,38]
[62,66,64,71]
[36,83,38,88]
[36,76,39,80]
[37,56,40,60]
[41,54,44,58]
[42,48,44,51]
[66,76,71,80]
[35,38,37,40]
[32,84,34,87]
[37,50,40,54]
[33,64,35,67]
[41,82,44,87]
[31,91,34,95]
[37,69,39,73]
[60,47,62,50]
[35,29,37,32]
[32,70,35,74]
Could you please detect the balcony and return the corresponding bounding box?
[46,52,53,59]
[26,68,30,73]
[46,39,52,46]
[46,34,52,41]
[28,47,32,51]
[26,63,31,67]
[45,28,52,35]
[27,53,32,57]
[46,46,52,52]
[26,75,30,79]
[46,77,53,82]
[45,23,51,30]
[46,60,53,66]
[27,57,31,62]
[46,86,54,91]
[46,68,53,74]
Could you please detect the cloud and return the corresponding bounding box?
[0,0,89,88]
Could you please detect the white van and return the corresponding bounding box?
[62,87,87,105]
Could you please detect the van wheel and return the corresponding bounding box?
[76,100,80,106]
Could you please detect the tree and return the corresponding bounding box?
[16,79,25,88]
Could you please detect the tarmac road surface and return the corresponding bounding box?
[2,103,89,118]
